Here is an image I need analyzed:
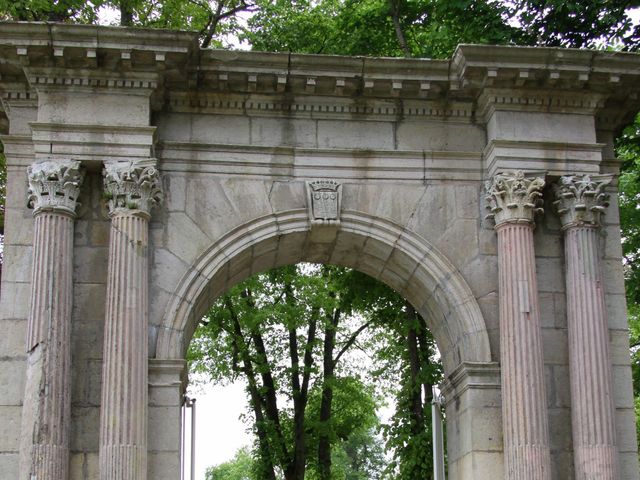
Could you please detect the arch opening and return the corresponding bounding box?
[155,209,492,376]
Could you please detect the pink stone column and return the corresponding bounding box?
[554,175,618,479]
[20,160,84,480]
[99,161,162,480]
[486,171,552,480]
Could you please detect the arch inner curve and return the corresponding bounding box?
[155,209,492,375]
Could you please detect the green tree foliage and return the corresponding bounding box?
[188,265,442,479]
[243,0,521,58]
[617,116,640,444]
[206,446,254,480]
[511,0,640,49]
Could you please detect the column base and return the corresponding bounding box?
[575,445,617,480]
[100,445,147,480]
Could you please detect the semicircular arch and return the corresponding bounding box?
[154,209,492,374]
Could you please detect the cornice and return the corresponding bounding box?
[0,23,639,129]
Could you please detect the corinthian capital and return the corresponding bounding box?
[485,171,545,227]
[27,160,84,216]
[103,161,163,217]
[553,174,612,229]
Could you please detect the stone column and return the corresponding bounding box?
[553,175,618,479]
[99,161,162,480]
[20,160,84,480]
[486,171,552,480]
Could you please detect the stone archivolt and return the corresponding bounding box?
[485,170,545,226]
[553,174,612,229]
[103,161,163,216]
[27,159,84,216]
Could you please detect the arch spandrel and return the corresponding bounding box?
[153,209,492,375]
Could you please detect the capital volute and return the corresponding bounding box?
[103,160,163,218]
[485,171,545,227]
[553,174,612,230]
[27,160,84,217]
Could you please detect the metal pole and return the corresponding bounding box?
[432,386,446,480]
[190,398,196,480]
[180,396,186,480]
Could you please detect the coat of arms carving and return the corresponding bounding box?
[306,180,342,225]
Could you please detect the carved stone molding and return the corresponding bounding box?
[485,171,545,227]
[553,174,612,229]
[27,159,84,216]
[103,161,163,217]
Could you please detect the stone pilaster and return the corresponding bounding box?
[99,161,162,480]
[486,171,552,480]
[20,160,84,480]
[553,174,618,479]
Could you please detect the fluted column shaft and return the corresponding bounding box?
[496,223,552,479]
[99,161,162,480]
[99,212,150,480]
[564,227,617,478]
[486,171,551,480]
[554,174,617,479]
[20,160,83,480]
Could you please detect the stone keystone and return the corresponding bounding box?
[553,174,612,229]
[485,171,545,227]
[27,159,84,216]
[103,161,163,217]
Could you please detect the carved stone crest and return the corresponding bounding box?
[306,180,341,225]
[485,171,545,227]
[27,159,84,216]
[553,174,612,229]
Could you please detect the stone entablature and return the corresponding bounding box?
[0,24,639,125]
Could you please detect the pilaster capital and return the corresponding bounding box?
[27,159,84,217]
[103,160,163,218]
[485,171,545,227]
[553,174,612,230]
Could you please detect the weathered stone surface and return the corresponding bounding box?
[0,23,639,480]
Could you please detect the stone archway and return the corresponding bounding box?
[0,22,638,480]
[151,208,501,478]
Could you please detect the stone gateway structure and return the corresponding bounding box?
[0,22,638,480]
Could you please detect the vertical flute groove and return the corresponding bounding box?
[99,212,149,480]
[497,223,552,480]
[20,212,75,480]
[565,226,617,479]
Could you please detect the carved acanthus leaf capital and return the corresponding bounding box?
[103,161,163,217]
[27,160,84,216]
[485,171,545,227]
[553,174,612,229]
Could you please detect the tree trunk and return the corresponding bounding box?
[225,298,277,480]
[387,0,411,57]
[318,308,340,480]
[120,1,134,26]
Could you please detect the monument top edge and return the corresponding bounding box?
[0,21,638,71]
